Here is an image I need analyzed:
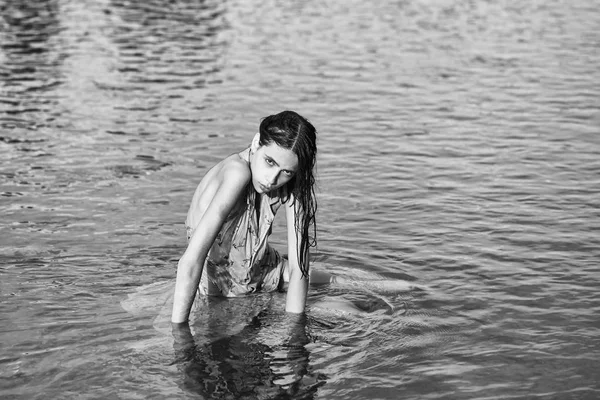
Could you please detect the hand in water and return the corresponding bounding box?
[171,322,196,364]
[169,311,324,398]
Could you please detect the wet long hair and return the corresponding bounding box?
[258,110,317,278]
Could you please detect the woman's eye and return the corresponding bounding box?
[283,170,293,177]
[265,158,274,166]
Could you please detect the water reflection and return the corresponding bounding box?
[97,0,230,136]
[0,0,63,129]
[1,0,61,61]
[108,0,228,86]
[171,307,325,399]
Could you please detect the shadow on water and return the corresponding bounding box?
[171,302,326,399]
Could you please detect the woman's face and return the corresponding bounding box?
[250,141,298,194]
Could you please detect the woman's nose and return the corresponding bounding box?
[266,170,278,185]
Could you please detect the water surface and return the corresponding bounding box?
[1,0,599,399]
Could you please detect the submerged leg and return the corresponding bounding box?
[283,259,423,292]
[281,260,337,284]
[310,269,422,293]
[309,269,336,285]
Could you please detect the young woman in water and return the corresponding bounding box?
[171,110,326,323]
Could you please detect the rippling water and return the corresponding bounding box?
[1,0,599,399]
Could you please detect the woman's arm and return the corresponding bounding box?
[284,195,309,313]
[171,164,249,323]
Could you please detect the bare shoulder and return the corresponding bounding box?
[186,152,250,229]
[218,153,251,189]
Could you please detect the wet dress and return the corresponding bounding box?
[186,186,286,296]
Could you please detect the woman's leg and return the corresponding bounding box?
[279,259,335,285]
[310,268,421,292]
[283,259,421,292]
[310,269,337,285]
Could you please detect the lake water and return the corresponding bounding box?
[1,0,599,399]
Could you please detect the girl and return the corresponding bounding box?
[171,110,320,323]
